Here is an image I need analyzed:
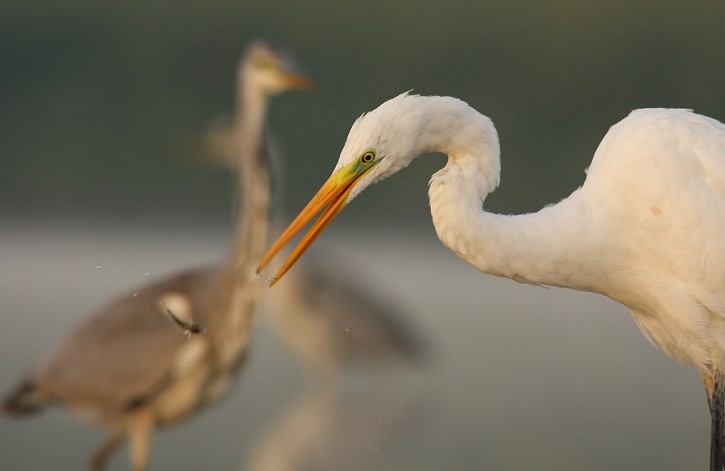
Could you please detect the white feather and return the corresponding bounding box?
[338,94,725,376]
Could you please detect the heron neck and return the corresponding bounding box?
[207,80,270,351]
[230,83,271,264]
[429,153,604,292]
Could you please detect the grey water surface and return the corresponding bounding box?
[0,222,707,470]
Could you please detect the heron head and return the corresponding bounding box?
[241,40,312,96]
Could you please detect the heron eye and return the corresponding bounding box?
[361,151,375,164]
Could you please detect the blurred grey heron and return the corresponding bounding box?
[2,40,310,471]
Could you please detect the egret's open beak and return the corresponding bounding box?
[257,159,377,286]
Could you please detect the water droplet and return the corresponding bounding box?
[132,292,138,297]
[344,327,350,332]
[144,270,150,276]
[95,265,102,269]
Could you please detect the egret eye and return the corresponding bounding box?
[361,151,375,164]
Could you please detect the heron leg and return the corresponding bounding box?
[89,430,125,471]
[127,407,154,471]
[708,371,725,471]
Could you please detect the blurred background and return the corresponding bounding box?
[2,0,725,469]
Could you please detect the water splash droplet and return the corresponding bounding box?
[132,292,138,297]
[144,270,150,276]
[95,265,102,269]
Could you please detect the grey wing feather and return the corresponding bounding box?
[28,268,214,409]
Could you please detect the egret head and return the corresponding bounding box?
[331,93,433,200]
[257,93,496,285]
[241,40,312,96]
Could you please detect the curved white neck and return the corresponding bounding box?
[424,112,605,292]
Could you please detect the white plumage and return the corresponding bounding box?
[257,92,725,470]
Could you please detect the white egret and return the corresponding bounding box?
[257,92,725,470]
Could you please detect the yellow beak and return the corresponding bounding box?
[282,72,313,91]
[256,159,377,286]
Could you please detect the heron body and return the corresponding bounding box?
[3,41,309,471]
[257,93,725,469]
[267,259,424,377]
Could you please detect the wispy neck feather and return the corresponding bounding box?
[423,100,604,291]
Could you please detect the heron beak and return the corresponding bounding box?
[257,159,376,286]
[282,71,313,91]
[278,52,314,91]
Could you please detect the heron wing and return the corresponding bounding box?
[32,267,215,410]
[267,258,425,371]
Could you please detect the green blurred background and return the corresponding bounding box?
[4,0,724,227]
[3,1,725,470]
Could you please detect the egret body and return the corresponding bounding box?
[257,92,725,470]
